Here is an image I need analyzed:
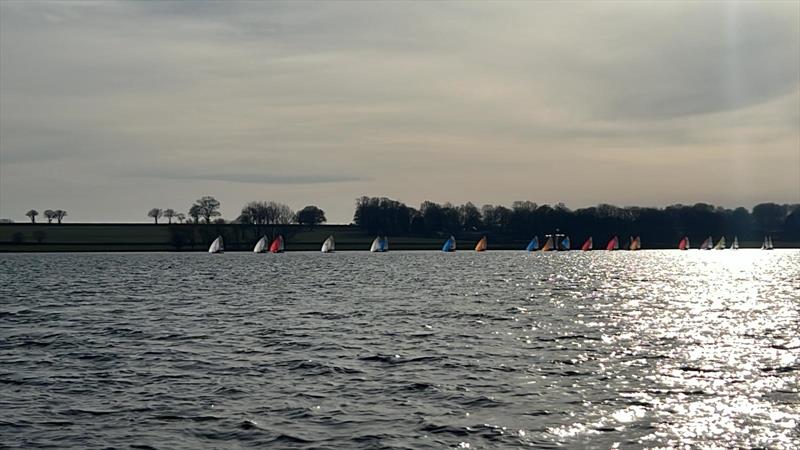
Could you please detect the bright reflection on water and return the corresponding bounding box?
[1,250,798,449]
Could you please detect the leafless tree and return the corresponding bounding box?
[163,209,176,224]
[148,208,163,224]
[26,209,39,223]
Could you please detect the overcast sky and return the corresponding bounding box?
[1,1,798,223]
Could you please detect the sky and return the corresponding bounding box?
[1,1,799,223]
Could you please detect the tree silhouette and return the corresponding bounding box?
[148,208,163,224]
[188,205,201,224]
[54,210,67,224]
[191,196,221,223]
[238,201,294,224]
[295,206,326,227]
[44,210,56,224]
[176,213,186,223]
[163,209,176,224]
[25,209,39,224]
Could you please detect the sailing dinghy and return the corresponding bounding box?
[208,236,224,253]
[730,236,739,250]
[762,236,774,250]
[713,237,726,250]
[253,236,268,253]
[442,236,456,252]
[370,236,388,252]
[475,236,487,252]
[679,236,690,250]
[581,237,593,251]
[629,236,641,251]
[525,236,539,252]
[321,236,335,253]
[269,235,285,253]
[700,236,713,250]
[560,236,571,251]
[606,236,619,251]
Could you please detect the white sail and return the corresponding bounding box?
[730,236,739,250]
[767,236,774,250]
[700,236,712,250]
[208,236,223,253]
[713,237,726,250]
[321,236,335,253]
[253,236,268,253]
[370,237,381,252]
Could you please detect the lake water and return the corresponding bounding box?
[1,250,798,449]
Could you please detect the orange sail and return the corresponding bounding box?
[541,236,554,252]
[629,236,641,251]
[475,236,487,252]
[581,237,592,251]
[606,236,618,251]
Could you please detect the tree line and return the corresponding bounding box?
[352,196,800,242]
[145,196,327,227]
[24,209,67,224]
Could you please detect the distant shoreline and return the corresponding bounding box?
[1,223,797,252]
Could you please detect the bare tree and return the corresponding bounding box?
[54,210,67,224]
[176,213,186,223]
[44,210,56,223]
[26,209,39,223]
[163,209,176,224]
[191,196,221,223]
[148,208,163,224]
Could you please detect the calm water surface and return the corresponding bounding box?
[1,251,799,449]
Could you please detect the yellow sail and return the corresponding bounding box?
[541,237,554,252]
[475,236,487,252]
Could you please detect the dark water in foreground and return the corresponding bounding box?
[1,251,798,449]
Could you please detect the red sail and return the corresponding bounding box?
[606,236,618,251]
[581,237,592,251]
[269,235,284,253]
[678,237,688,250]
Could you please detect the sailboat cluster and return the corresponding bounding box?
[207,233,777,253]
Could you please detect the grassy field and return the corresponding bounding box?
[0,223,795,252]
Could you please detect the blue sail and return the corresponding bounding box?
[442,236,456,252]
[526,236,539,251]
[561,236,570,250]
[379,236,389,252]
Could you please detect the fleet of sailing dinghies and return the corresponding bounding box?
[629,236,641,251]
[321,236,335,253]
[700,236,713,250]
[679,236,690,250]
[253,236,268,253]
[269,235,285,253]
[442,236,456,252]
[761,236,774,250]
[370,236,389,252]
[606,236,619,251]
[208,236,224,253]
[581,237,593,251]
[526,236,539,252]
[475,236,488,252]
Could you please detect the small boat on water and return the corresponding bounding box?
[475,236,487,252]
[253,236,268,253]
[678,236,690,250]
[321,236,335,253]
[730,236,739,250]
[713,237,726,250]
[269,235,285,253]
[581,237,593,251]
[700,236,713,250]
[541,236,555,252]
[208,236,224,253]
[442,235,456,252]
[370,236,387,252]
[525,236,539,252]
[560,236,571,251]
[629,236,641,251]
[606,236,619,251]
[761,236,774,250]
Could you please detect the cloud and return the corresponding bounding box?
[1,1,798,222]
